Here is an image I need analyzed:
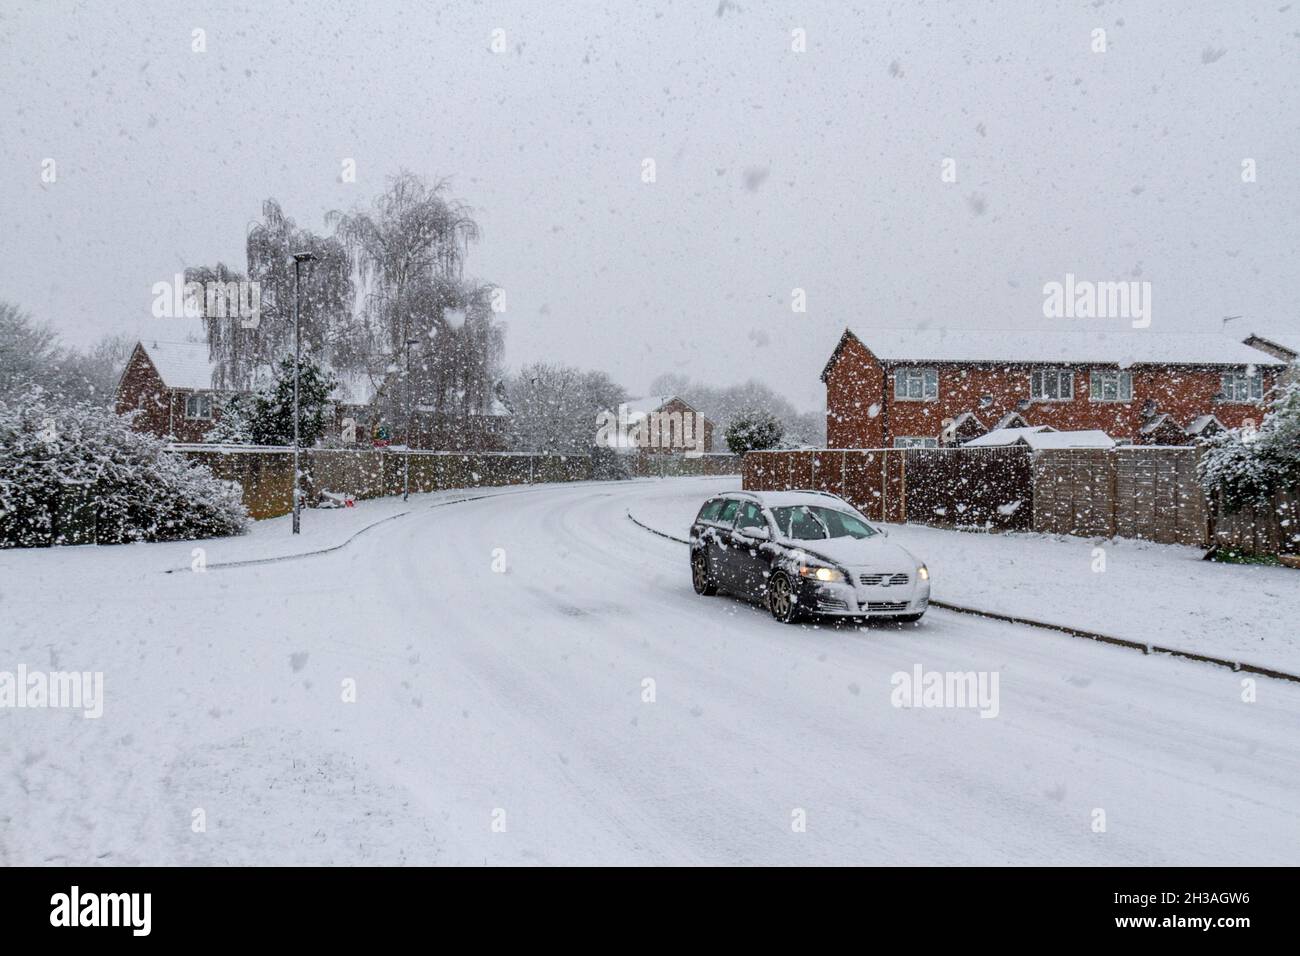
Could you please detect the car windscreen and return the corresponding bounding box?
[772,505,877,540]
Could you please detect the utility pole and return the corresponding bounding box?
[291,252,318,534]
[403,337,420,500]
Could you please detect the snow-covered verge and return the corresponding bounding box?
[3,476,1298,865]
[629,477,1300,675]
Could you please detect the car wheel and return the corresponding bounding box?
[691,549,718,596]
[893,612,925,624]
[767,571,803,624]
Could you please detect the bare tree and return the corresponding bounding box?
[0,301,60,399]
[505,363,627,454]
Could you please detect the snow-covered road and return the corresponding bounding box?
[3,477,1298,865]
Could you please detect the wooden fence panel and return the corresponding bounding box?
[1032,449,1115,538]
[901,447,1033,531]
[1213,484,1300,556]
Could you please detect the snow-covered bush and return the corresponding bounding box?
[725,412,785,454]
[1198,380,1300,513]
[0,388,249,547]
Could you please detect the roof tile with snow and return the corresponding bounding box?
[834,328,1287,369]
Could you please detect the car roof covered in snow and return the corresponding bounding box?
[706,489,859,511]
[837,328,1287,367]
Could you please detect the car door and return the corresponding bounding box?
[729,501,774,598]
[704,497,742,587]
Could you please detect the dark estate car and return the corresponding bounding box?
[689,490,930,624]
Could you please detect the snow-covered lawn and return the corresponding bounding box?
[3,477,1298,865]
[630,477,1300,675]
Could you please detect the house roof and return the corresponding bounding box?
[1139,414,1178,435]
[995,411,1033,429]
[138,340,218,390]
[1019,430,1116,450]
[965,425,1113,449]
[964,426,1054,447]
[824,328,1287,376]
[1186,414,1225,435]
[1243,331,1298,362]
[941,411,986,440]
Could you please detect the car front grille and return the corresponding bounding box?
[816,596,851,612]
[862,601,910,612]
[859,572,909,587]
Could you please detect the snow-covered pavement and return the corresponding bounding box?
[2,477,1298,865]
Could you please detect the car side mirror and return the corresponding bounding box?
[743,525,771,541]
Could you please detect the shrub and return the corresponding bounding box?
[1197,380,1300,513]
[0,388,249,547]
[725,412,784,455]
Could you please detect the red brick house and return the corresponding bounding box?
[116,340,233,443]
[116,340,377,445]
[602,396,715,456]
[821,328,1287,448]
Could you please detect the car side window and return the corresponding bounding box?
[715,499,740,526]
[696,499,724,523]
[735,502,767,532]
[790,506,827,539]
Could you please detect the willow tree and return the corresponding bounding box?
[329,172,503,431]
[328,171,480,361]
[188,201,353,391]
[243,199,354,382]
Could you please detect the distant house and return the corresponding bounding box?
[601,395,715,455]
[116,339,376,446]
[116,340,234,443]
[821,328,1287,449]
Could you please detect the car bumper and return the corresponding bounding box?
[798,578,930,617]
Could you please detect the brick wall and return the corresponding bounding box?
[173,447,742,520]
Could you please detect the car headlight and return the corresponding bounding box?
[799,564,844,583]
[917,565,929,581]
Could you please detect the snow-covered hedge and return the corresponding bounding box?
[1198,380,1300,513]
[0,388,249,547]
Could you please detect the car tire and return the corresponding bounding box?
[893,612,925,624]
[691,549,718,596]
[766,571,804,624]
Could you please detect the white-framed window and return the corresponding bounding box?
[1030,368,1074,401]
[893,436,938,449]
[894,367,939,401]
[184,392,213,420]
[1089,369,1133,402]
[1220,370,1263,402]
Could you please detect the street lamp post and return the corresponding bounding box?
[403,337,420,501]
[291,252,318,534]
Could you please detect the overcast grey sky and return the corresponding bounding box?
[1,0,1297,409]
